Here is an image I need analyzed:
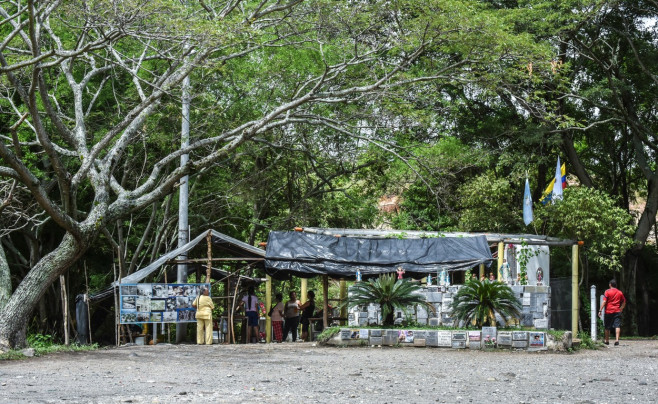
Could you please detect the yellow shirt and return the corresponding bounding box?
[194,295,214,320]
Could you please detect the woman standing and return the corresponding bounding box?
[299,290,316,342]
[270,293,285,343]
[193,288,214,345]
[282,291,300,342]
[238,286,260,343]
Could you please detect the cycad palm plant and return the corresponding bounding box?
[450,279,521,328]
[348,273,435,326]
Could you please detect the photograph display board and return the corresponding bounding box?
[119,283,209,324]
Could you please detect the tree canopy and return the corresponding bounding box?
[0,0,656,348]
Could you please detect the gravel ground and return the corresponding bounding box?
[0,340,656,403]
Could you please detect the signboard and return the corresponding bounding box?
[119,283,208,324]
[437,331,452,347]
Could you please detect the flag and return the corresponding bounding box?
[552,157,563,203]
[523,177,533,225]
[540,162,567,204]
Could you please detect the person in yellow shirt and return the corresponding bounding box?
[193,287,214,345]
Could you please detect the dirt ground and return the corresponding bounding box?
[1,340,656,403]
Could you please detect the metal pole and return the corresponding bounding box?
[572,244,579,337]
[590,285,597,341]
[176,71,191,343]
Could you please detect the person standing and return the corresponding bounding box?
[270,293,285,343]
[282,291,301,342]
[238,286,260,343]
[299,290,316,342]
[599,279,626,346]
[193,287,214,345]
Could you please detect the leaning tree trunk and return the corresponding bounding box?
[0,233,87,350]
[0,243,11,310]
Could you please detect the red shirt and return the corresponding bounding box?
[603,288,625,314]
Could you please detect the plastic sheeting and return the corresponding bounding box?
[265,231,493,279]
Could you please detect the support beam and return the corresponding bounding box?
[339,279,347,326]
[301,278,308,305]
[205,231,212,283]
[265,275,272,343]
[322,275,329,331]
[572,243,579,337]
[497,242,504,281]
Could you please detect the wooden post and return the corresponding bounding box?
[265,275,272,343]
[497,242,504,281]
[301,278,308,304]
[479,263,485,280]
[572,243,579,337]
[339,279,347,326]
[206,230,212,283]
[322,275,329,331]
[113,263,119,346]
[60,274,69,346]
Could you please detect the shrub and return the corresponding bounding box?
[450,280,521,328]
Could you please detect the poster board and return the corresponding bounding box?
[119,283,209,324]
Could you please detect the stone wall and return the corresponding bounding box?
[325,328,573,351]
[348,284,551,330]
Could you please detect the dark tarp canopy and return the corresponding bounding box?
[265,231,494,279]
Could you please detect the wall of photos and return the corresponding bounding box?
[119,283,210,324]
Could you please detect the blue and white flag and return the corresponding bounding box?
[523,177,533,225]
[552,156,563,203]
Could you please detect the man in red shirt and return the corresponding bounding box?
[599,279,626,346]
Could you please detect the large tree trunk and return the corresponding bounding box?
[0,233,87,350]
[0,243,11,310]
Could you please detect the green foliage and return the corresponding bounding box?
[534,187,635,272]
[27,334,55,350]
[346,274,435,326]
[316,326,340,343]
[450,280,521,328]
[457,171,520,232]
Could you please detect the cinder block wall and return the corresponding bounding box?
[348,285,551,329]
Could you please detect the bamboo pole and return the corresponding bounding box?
[206,230,212,283]
[113,263,119,346]
[339,279,347,326]
[301,278,308,304]
[479,263,485,280]
[497,242,504,281]
[265,275,272,343]
[60,274,69,346]
[230,276,241,344]
[322,275,329,331]
[84,262,92,344]
[572,243,579,337]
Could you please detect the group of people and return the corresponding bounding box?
[193,285,319,345]
[269,290,316,343]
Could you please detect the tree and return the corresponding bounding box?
[0,0,548,349]
[347,274,434,326]
[449,279,521,328]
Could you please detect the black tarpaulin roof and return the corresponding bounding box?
[264,231,493,279]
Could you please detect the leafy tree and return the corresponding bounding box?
[533,187,635,273]
[347,274,434,326]
[449,279,521,328]
[0,0,551,350]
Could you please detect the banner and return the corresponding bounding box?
[119,283,210,324]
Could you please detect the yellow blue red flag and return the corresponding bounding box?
[540,162,567,204]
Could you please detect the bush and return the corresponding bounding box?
[450,280,521,328]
